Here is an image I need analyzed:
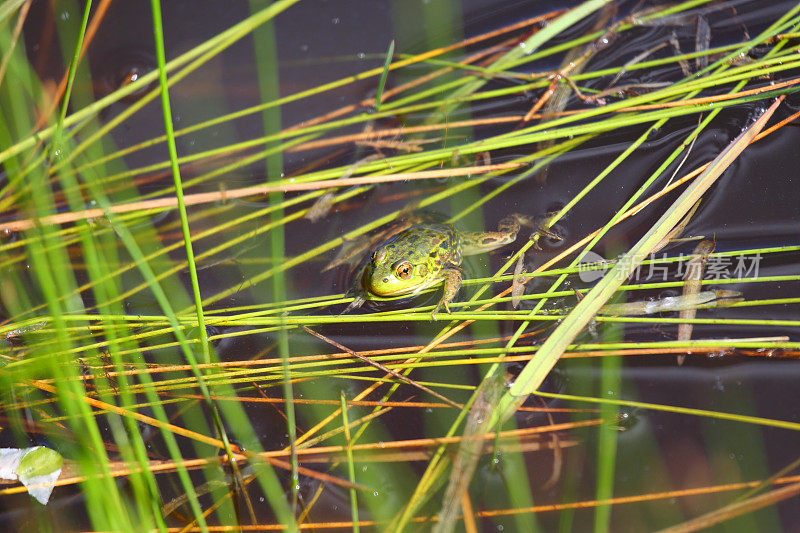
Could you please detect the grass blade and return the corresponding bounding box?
[374,39,395,110]
[492,96,785,424]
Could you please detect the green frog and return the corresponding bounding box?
[333,214,535,318]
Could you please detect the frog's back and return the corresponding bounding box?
[385,222,461,266]
[358,221,460,301]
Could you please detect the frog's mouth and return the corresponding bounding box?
[367,274,441,298]
[367,274,411,297]
[370,284,413,297]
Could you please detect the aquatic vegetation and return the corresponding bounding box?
[0,0,799,531]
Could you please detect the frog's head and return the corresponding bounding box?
[364,245,433,297]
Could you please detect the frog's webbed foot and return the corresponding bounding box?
[430,301,449,321]
[323,235,373,272]
[341,295,367,315]
[461,214,536,255]
[511,254,528,309]
[530,218,564,250]
[494,214,565,252]
[498,213,536,236]
[431,267,462,320]
[305,191,337,222]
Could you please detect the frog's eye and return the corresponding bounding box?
[395,262,413,280]
[95,50,156,104]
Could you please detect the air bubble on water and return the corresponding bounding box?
[372,490,380,497]
[332,17,340,24]
[61,11,69,21]
[357,52,366,60]
[708,349,728,359]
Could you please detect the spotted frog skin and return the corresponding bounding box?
[343,215,533,318]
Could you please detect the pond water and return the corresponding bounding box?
[3,0,800,531]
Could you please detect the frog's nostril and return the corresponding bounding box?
[382,277,389,283]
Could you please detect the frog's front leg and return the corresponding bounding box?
[339,261,369,315]
[431,266,462,320]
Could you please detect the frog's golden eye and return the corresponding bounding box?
[396,262,413,279]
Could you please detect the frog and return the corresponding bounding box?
[334,214,536,319]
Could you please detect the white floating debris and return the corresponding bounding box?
[0,446,63,505]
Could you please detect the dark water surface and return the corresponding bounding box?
[6,0,800,531]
